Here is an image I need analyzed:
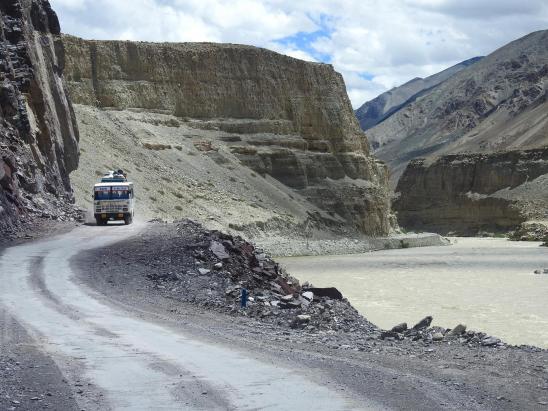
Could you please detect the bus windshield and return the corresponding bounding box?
[94,187,131,200]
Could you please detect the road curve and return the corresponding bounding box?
[0,224,371,410]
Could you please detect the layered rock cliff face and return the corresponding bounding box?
[355,57,482,135]
[394,148,548,235]
[0,0,79,237]
[62,36,391,236]
[367,30,548,184]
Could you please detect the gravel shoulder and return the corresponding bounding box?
[0,219,80,251]
[72,221,548,410]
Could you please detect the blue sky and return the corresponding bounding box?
[50,0,548,107]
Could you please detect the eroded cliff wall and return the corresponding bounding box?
[0,0,79,237]
[394,149,548,235]
[63,36,391,236]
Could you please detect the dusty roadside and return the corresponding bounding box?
[0,219,80,251]
[73,220,548,410]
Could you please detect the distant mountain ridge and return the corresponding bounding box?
[365,30,548,184]
[355,57,483,138]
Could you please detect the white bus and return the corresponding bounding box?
[93,171,135,225]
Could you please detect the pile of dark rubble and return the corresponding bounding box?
[146,220,378,334]
[380,317,513,349]
[144,220,534,350]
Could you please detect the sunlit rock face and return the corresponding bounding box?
[394,148,548,235]
[63,35,391,235]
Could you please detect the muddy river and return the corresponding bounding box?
[279,238,548,348]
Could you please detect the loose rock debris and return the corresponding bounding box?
[142,220,377,334]
[127,220,532,350]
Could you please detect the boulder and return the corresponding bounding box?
[302,287,343,300]
[448,324,467,337]
[209,241,230,261]
[390,323,407,333]
[412,316,433,330]
[481,337,501,346]
[302,291,314,301]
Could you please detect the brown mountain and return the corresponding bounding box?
[61,35,392,238]
[369,30,548,184]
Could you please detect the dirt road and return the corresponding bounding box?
[0,224,368,410]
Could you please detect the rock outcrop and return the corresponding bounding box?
[367,30,548,184]
[355,57,482,135]
[394,148,548,235]
[62,36,391,235]
[0,0,79,237]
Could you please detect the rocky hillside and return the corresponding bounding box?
[368,30,548,184]
[0,0,79,239]
[394,148,548,235]
[62,35,392,239]
[355,57,482,136]
[369,30,548,237]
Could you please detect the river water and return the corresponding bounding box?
[279,238,548,348]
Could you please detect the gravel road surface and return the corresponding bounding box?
[0,224,370,410]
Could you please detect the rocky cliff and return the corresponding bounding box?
[394,148,548,235]
[0,0,79,238]
[355,57,482,135]
[367,30,548,184]
[62,36,391,236]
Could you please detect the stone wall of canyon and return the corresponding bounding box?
[394,148,548,235]
[0,0,79,237]
[63,36,391,235]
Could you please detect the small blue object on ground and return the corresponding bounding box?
[240,288,248,308]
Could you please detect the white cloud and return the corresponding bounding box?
[267,43,317,62]
[50,0,86,10]
[49,0,548,107]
